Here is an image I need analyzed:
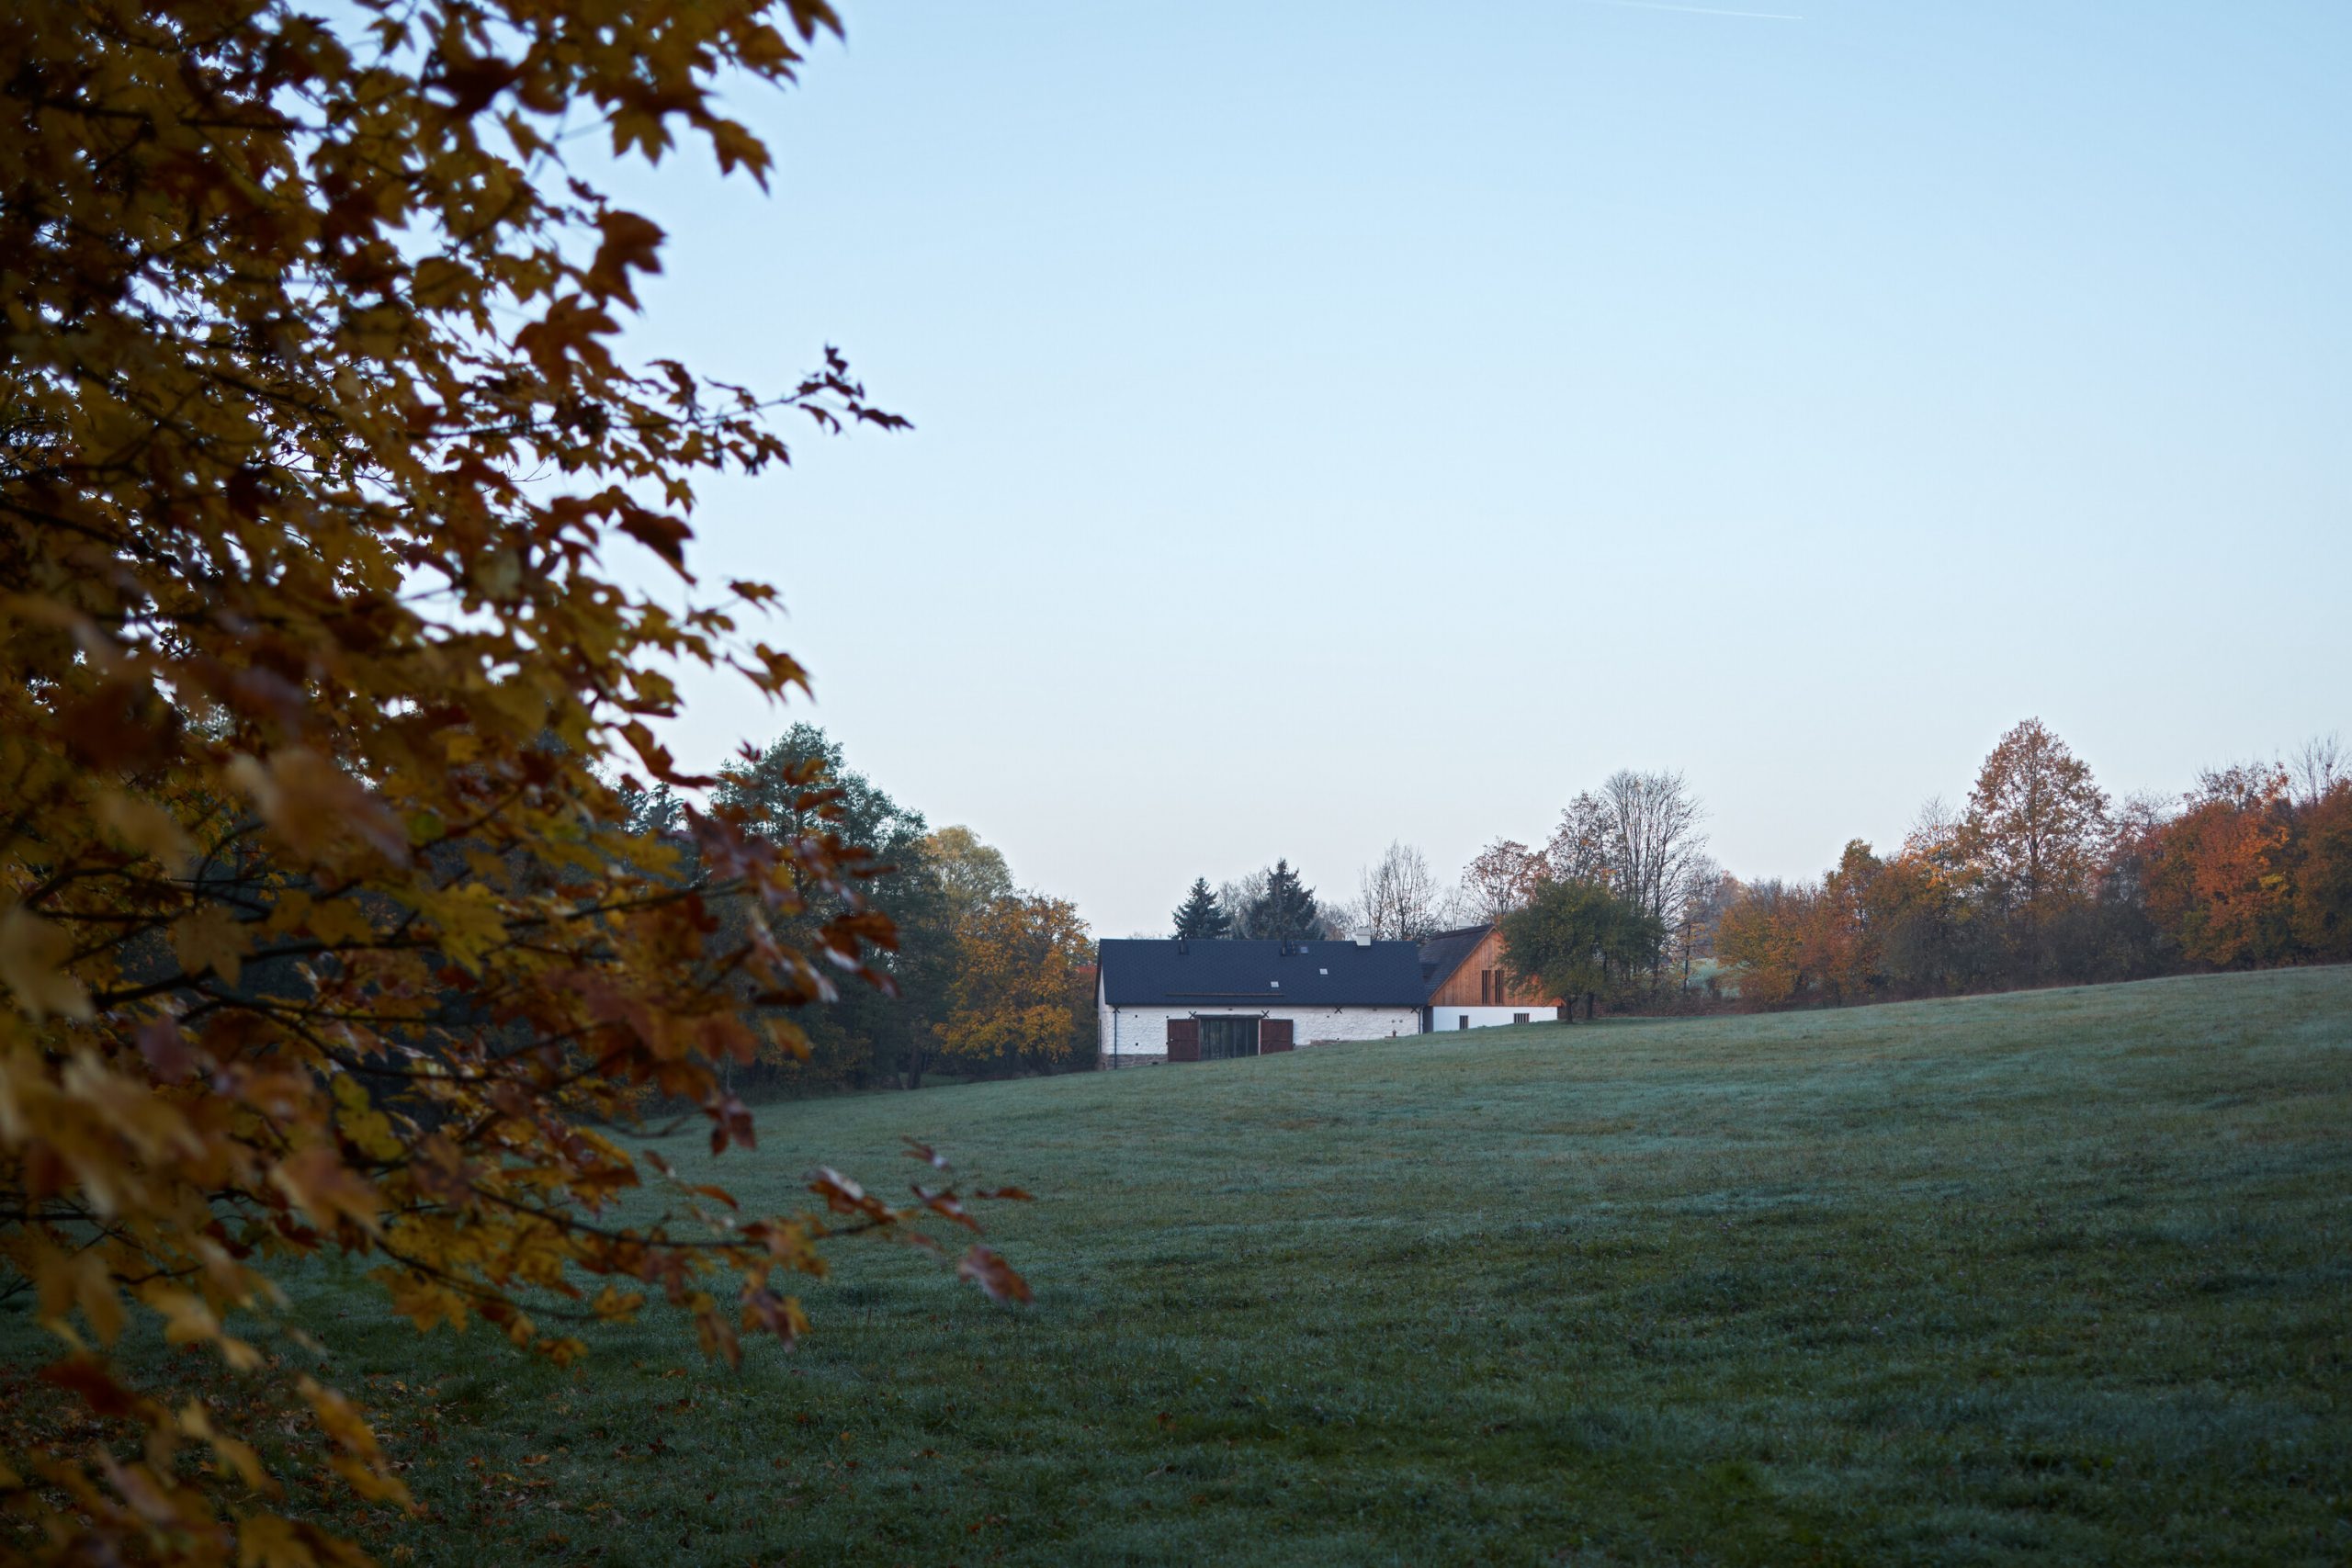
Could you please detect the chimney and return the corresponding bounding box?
[1354,932,1372,947]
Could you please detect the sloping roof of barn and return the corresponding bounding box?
[1097,938,1427,1008]
[1415,924,1496,999]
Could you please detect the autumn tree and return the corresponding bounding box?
[1170,877,1231,941]
[2290,778,2352,960]
[1962,719,2111,970]
[1808,840,1883,1003]
[1458,839,1544,923]
[925,825,1015,910]
[0,2,1033,1562]
[934,892,1095,1077]
[1544,793,1618,890]
[1715,879,1814,1006]
[2142,766,2298,968]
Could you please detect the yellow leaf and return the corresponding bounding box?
[332,1075,401,1161]
[173,907,248,987]
[97,791,198,874]
[0,902,94,1021]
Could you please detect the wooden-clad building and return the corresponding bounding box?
[1416,924,1562,1032]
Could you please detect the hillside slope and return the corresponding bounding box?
[62,968,2352,1564]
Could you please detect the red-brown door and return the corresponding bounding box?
[1166,1018,1200,1062]
[1258,1018,1295,1053]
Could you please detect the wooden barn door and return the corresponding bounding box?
[1258,1018,1295,1054]
[1166,1018,1200,1063]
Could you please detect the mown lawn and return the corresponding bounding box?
[17,968,2352,1564]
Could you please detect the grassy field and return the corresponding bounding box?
[17,967,2352,1564]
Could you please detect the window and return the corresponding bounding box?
[1513,1012,1529,1024]
[1456,1015,1469,1031]
[1478,969,1490,1005]
[1199,1017,1260,1060]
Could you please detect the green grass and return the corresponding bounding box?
[21,968,2352,1563]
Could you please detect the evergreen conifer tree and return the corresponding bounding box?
[1170,877,1233,940]
[1247,859,1323,941]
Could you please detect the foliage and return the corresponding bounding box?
[1169,878,1231,941]
[1961,717,2111,971]
[1498,878,1663,1019]
[1715,721,2352,1009]
[1241,859,1322,942]
[712,728,943,1091]
[933,892,1094,1077]
[0,1,1035,1562]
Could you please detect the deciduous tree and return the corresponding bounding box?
[0,2,1027,1561]
[1498,879,1662,1021]
[1354,840,1447,941]
[934,892,1094,1076]
[1458,839,1544,923]
[1962,719,2110,970]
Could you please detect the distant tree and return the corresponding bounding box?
[1598,769,1710,942]
[927,824,1016,908]
[1499,878,1664,1021]
[2143,765,2296,968]
[1544,792,1618,889]
[1245,859,1323,942]
[2290,733,2347,807]
[2290,779,2352,960]
[1716,879,1815,1006]
[1170,877,1233,940]
[1811,840,1884,1003]
[1962,719,2110,972]
[1670,855,1735,988]
[1355,840,1448,941]
[1217,868,1272,938]
[1459,839,1545,922]
[935,893,1095,1077]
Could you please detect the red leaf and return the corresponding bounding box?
[956,1246,1031,1305]
[138,1017,196,1084]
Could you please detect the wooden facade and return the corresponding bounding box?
[1424,925,1556,1009]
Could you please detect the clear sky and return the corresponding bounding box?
[601,0,2350,938]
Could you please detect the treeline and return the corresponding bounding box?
[635,726,1096,1090]
[1715,721,2352,1007]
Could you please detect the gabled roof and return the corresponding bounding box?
[1415,923,1496,999]
[1097,938,1427,1008]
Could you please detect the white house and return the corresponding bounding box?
[1096,937,1424,1066]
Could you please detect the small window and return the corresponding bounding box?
[1514,1012,1530,1024]
[1319,967,1329,975]
[1457,1015,1469,1031]
[1270,979,1280,988]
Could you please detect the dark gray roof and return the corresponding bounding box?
[1415,924,1495,999]
[1097,938,1427,1008]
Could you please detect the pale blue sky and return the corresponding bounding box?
[605,1,2349,936]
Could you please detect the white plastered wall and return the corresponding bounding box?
[1096,1000,1422,1066]
[1428,1004,1562,1032]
